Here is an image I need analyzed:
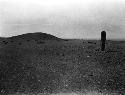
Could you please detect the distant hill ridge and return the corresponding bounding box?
[0,32,62,41]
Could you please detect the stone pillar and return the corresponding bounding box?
[101,31,106,51]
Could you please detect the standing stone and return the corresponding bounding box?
[101,31,106,51]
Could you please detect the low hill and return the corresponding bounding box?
[0,32,62,41]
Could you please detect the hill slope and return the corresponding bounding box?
[0,32,62,41]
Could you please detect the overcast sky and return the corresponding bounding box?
[0,0,125,39]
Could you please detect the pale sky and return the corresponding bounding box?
[0,0,125,39]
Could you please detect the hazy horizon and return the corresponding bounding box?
[0,0,125,39]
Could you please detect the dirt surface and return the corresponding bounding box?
[0,39,125,95]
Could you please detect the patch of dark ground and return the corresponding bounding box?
[0,40,125,94]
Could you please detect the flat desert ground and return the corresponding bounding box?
[0,38,125,95]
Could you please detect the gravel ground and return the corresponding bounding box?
[0,39,125,95]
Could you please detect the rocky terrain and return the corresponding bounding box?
[0,33,125,95]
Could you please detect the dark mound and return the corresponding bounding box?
[6,32,62,41]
